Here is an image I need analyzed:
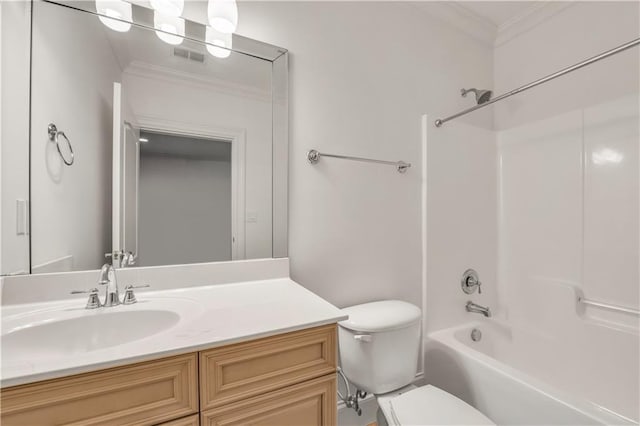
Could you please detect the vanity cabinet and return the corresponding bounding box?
[201,375,336,426]
[1,324,337,426]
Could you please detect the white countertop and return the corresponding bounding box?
[1,278,347,388]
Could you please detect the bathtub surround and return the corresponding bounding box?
[423,86,640,425]
[496,96,639,420]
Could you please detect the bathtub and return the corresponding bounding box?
[424,321,638,425]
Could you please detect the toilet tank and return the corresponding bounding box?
[338,300,421,394]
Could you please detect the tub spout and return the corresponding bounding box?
[466,301,491,317]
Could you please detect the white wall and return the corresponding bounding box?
[0,1,31,275]
[138,154,232,266]
[235,2,495,316]
[494,1,639,130]
[123,68,273,260]
[30,1,122,272]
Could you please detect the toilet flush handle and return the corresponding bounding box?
[353,334,372,343]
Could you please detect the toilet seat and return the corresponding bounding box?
[378,385,495,426]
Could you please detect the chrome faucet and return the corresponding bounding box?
[71,254,149,309]
[98,262,120,307]
[466,301,491,317]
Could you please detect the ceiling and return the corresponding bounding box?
[140,130,231,162]
[418,1,571,46]
[102,20,272,92]
[456,1,541,28]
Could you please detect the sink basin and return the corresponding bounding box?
[2,309,180,360]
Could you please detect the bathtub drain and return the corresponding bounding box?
[471,328,482,342]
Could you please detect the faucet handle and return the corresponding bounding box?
[70,288,101,309]
[122,284,150,305]
[461,269,482,294]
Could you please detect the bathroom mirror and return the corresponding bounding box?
[24,0,288,274]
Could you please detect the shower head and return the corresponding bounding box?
[461,88,493,105]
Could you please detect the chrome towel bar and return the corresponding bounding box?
[578,296,639,316]
[307,149,411,173]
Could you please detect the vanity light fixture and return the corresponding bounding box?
[149,0,184,17]
[154,11,185,45]
[95,0,132,32]
[208,0,238,34]
[206,26,232,58]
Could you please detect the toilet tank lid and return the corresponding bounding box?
[339,300,421,332]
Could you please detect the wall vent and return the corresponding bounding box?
[173,47,205,63]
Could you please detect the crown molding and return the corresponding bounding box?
[123,60,271,103]
[494,1,576,47]
[415,1,576,48]
[412,2,497,46]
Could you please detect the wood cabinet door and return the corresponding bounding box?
[1,354,198,426]
[201,375,336,426]
[200,325,337,410]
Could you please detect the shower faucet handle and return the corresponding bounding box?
[461,269,482,294]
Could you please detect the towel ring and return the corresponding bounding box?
[48,123,74,166]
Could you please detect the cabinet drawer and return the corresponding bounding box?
[201,374,336,426]
[200,324,336,410]
[1,354,198,426]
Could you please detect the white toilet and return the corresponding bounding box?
[338,300,495,426]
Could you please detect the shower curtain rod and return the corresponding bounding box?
[435,37,640,127]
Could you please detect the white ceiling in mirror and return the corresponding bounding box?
[101,19,271,93]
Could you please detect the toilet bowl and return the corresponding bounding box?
[338,300,495,426]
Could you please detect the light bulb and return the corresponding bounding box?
[208,0,238,34]
[206,26,232,58]
[154,11,185,45]
[96,0,132,32]
[149,0,184,17]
